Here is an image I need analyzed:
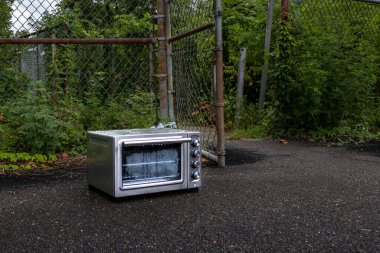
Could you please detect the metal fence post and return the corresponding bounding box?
[259,0,275,111]
[51,31,56,106]
[157,0,169,119]
[234,48,247,128]
[165,0,175,121]
[215,0,225,168]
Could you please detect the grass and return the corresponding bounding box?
[226,125,269,140]
[226,124,380,146]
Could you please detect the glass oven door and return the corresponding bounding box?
[120,138,188,189]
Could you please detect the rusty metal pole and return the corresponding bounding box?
[165,0,175,121]
[167,23,215,43]
[157,0,169,119]
[215,0,225,168]
[281,0,289,22]
[0,38,153,44]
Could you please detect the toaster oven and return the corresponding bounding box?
[87,128,201,197]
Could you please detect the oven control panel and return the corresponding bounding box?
[190,135,201,181]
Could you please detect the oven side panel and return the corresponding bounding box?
[87,134,115,196]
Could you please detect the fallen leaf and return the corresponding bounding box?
[280,139,289,144]
[200,103,211,110]
[61,152,69,158]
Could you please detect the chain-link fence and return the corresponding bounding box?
[289,0,380,41]
[169,0,218,156]
[288,0,380,114]
[0,0,224,164]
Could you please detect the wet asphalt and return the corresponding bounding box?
[0,140,379,252]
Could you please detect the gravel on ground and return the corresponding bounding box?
[0,140,379,252]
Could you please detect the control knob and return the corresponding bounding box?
[191,170,200,180]
[191,138,200,147]
[191,160,200,168]
[192,150,200,157]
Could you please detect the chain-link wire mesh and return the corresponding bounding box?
[170,0,217,155]
[288,0,380,114]
[10,0,153,38]
[0,0,220,157]
[172,30,216,153]
[3,0,157,97]
[0,0,158,154]
[18,43,46,82]
[170,0,214,35]
[290,0,380,42]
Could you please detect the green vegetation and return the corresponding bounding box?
[226,125,268,140]
[0,152,57,172]
[223,0,380,143]
[0,0,379,169]
[0,0,157,161]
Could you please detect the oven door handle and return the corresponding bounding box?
[123,137,191,146]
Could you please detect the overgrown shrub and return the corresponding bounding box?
[222,1,379,142]
[0,82,66,154]
[54,98,87,155]
[0,80,157,155]
[78,92,156,131]
[224,89,258,130]
[0,68,29,103]
[268,18,379,137]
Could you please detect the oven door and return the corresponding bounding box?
[119,137,190,190]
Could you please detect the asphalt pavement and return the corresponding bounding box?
[0,140,379,252]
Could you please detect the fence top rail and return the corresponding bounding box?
[0,38,154,44]
[167,23,214,43]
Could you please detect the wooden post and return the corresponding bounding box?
[259,0,275,111]
[234,48,247,128]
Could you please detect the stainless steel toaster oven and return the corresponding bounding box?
[87,128,201,197]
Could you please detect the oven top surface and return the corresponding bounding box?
[88,128,190,137]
